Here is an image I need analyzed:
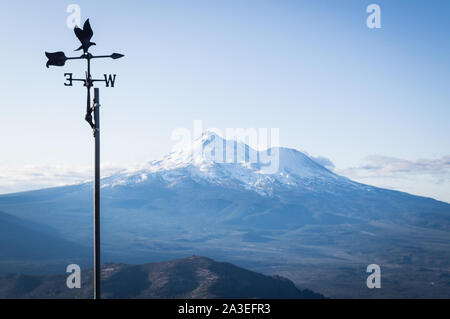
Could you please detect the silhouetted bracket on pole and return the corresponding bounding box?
[45,19,124,300]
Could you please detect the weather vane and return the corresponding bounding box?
[45,18,124,299]
[45,19,124,133]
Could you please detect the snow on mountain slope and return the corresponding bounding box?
[101,131,346,194]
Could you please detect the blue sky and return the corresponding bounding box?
[0,1,449,201]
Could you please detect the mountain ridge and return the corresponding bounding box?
[0,256,325,299]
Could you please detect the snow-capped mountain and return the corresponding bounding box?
[101,131,346,195]
[0,131,450,298]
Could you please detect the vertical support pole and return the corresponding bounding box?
[93,88,101,299]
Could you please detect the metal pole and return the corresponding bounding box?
[93,88,101,299]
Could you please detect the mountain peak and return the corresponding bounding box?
[102,131,340,193]
[165,131,335,176]
[197,130,225,145]
[158,130,253,169]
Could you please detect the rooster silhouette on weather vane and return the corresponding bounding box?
[74,19,96,54]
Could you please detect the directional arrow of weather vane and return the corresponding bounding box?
[45,18,124,300]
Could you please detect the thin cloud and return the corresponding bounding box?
[337,155,450,203]
[0,163,128,194]
[341,155,450,182]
